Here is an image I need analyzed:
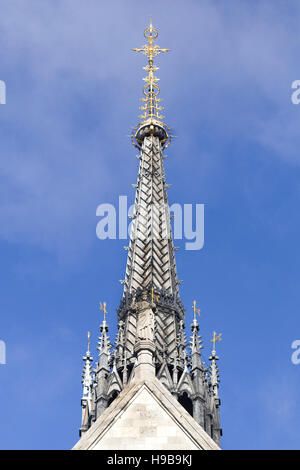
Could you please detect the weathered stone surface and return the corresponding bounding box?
[73,378,220,450]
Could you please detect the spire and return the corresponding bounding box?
[115,320,125,359]
[120,21,181,301]
[80,332,94,435]
[75,22,222,448]
[97,302,111,363]
[177,319,188,367]
[131,18,172,150]
[190,300,203,369]
[209,331,222,397]
[99,302,108,323]
[117,20,185,379]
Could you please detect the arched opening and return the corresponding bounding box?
[178,392,193,417]
[107,390,119,408]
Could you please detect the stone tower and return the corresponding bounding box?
[73,20,222,451]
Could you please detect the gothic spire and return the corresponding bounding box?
[120,19,181,303]
[209,331,222,397]
[80,332,93,435]
[97,303,111,363]
[190,300,204,370]
[76,21,222,448]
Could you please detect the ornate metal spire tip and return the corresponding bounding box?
[99,302,108,322]
[192,300,201,322]
[131,19,172,150]
[211,331,222,352]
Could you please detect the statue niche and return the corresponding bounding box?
[131,290,156,342]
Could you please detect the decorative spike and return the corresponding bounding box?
[172,355,179,386]
[192,300,201,322]
[115,320,125,363]
[189,305,205,376]
[190,319,203,355]
[99,301,108,322]
[80,332,94,436]
[131,19,172,150]
[176,319,188,366]
[122,349,128,386]
[209,331,222,397]
[97,314,112,359]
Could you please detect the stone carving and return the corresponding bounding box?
[131,290,156,342]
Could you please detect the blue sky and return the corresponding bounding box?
[0,0,300,450]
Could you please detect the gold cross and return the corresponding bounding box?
[132,19,169,125]
[211,331,222,349]
[132,18,169,63]
[192,300,201,321]
[131,18,172,150]
[99,302,108,321]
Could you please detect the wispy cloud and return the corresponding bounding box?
[0,0,300,257]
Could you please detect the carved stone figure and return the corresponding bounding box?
[131,291,156,342]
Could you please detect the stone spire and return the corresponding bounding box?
[75,21,223,448]
[122,136,179,296]
[209,331,221,398]
[122,20,177,299]
[93,306,112,421]
[208,332,222,446]
[80,332,93,436]
[97,303,111,361]
[118,19,185,380]
[190,301,203,370]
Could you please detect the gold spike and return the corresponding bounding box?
[99,302,108,321]
[192,300,201,321]
[211,331,222,349]
[131,18,172,149]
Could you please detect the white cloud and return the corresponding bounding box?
[0,0,300,261]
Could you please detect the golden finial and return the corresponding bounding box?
[151,286,159,303]
[99,302,108,321]
[87,331,90,353]
[211,331,222,350]
[192,300,201,321]
[131,19,172,149]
